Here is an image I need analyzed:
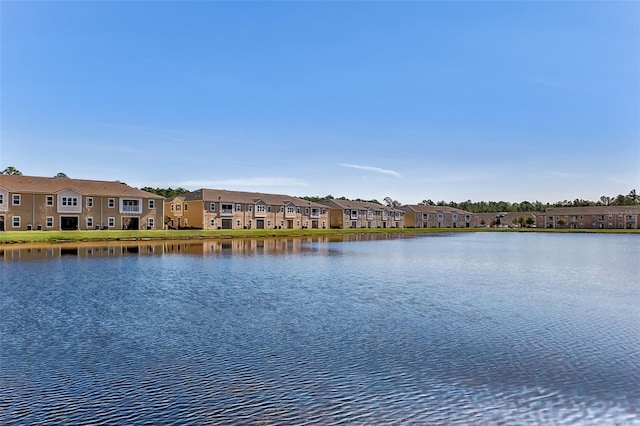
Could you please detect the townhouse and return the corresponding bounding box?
[320,199,405,229]
[164,189,330,230]
[400,205,476,228]
[0,175,164,231]
[536,206,640,229]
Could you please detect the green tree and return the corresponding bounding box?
[54,172,69,178]
[2,166,22,175]
[556,218,568,228]
[384,197,400,207]
[525,217,535,227]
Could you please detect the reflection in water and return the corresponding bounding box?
[0,233,405,261]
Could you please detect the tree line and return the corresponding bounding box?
[418,190,639,213]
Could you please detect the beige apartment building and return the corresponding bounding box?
[536,206,640,229]
[321,199,405,229]
[0,175,164,231]
[400,205,476,228]
[165,189,330,230]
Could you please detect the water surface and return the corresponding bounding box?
[1,233,638,424]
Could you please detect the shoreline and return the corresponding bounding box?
[1,227,638,245]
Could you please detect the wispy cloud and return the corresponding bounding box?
[606,176,634,185]
[528,77,573,91]
[177,177,308,188]
[416,174,497,184]
[546,171,584,179]
[340,163,401,177]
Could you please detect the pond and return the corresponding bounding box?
[1,232,638,424]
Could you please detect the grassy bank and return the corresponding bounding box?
[1,227,638,245]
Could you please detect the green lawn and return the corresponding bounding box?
[0,227,637,244]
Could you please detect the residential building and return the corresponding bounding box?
[165,189,330,230]
[400,205,476,228]
[0,175,164,231]
[536,206,640,229]
[321,199,405,229]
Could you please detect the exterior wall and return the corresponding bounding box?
[165,197,330,230]
[326,206,404,229]
[201,201,329,230]
[401,206,476,228]
[3,192,163,231]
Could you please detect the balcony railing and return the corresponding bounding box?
[122,205,141,213]
[221,208,234,215]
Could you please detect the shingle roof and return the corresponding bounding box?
[0,175,163,199]
[321,198,402,212]
[170,188,328,209]
[540,206,640,215]
[400,204,474,215]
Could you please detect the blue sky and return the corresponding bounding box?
[1,1,638,204]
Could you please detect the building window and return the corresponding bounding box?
[148,218,155,229]
[210,203,216,211]
[305,208,309,214]
[184,203,188,211]
[0,194,3,205]
[46,217,54,228]
[256,204,266,213]
[108,198,115,208]
[87,217,94,228]
[176,204,181,211]
[297,207,301,214]
[236,204,242,212]
[287,206,295,214]
[108,217,115,228]
[267,206,272,213]
[46,196,54,206]
[121,199,140,213]
[12,216,21,228]
[12,194,21,206]
[61,196,78,206]
[297,220,300,226]
[248,205,253,212]
[171,205,174,212]
[86,197,93,208]
[149,199,155,209]
[237,219,241,227]
[280,206,285,213]
[322,209,326,215]
[210,218,215,226]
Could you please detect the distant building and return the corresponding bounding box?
[400,205,476,228]
[320,199,405,229]
[476,212,536,228]
[165,189,330,230]
[0,175,164,231]
[536,206,640,229]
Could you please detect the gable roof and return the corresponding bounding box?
[0,175,163,199]
[321,198,401,212]
[170,188,328,209]
[400,204,474,215]
[539,206,640,215]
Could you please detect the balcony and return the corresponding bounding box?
[121,205,141,213]
[221,208,234,215]
[311,209,320,219]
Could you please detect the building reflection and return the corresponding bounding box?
[0,233,414,261]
